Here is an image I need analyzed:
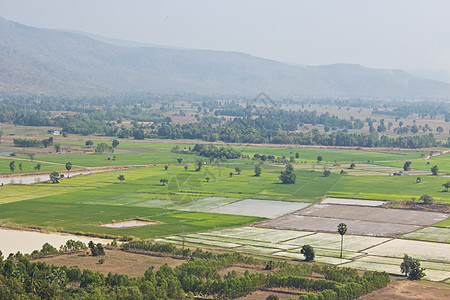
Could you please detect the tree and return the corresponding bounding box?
[117,175,125,183]
[54,143,61,153]
[29,153,35,161]
[164,165,168,171]
[443,181,450,192]
[95,143,113,154]
[206,177,210,182]
[349,163,355,169]
[65,162,72,178]
[279,163,296,184]
[436,126,444,134]
[338,223,347,258]
[401,254,426,280]
[254,164,262,177]
[88,241,105,256]
[184,165,188,171]
[419,194,434,205]
[19,162,22,173]
[85,140,94,147]
[300,245,315,261]
[177,158,183,164]
[35,163,41,171]
[50,171,60,184]
[416,177,421,184]
[431,165,439,176]
[195,160,202,172]
[9,161,15,173]
[112,140,120,148]
[160,178,168,186]
[229,172,233,178]
[235,167,241,175]
[323,169,331,177]
[317,155,323,163]
[0,130,3,144]
[295,152,300,159]
[403,161,412,171]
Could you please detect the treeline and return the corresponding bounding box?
[172,144,242,159]
[0,240,391,299]
[159,121,441,148]
[13,137,54,148]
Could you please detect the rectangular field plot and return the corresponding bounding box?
[297,204,448,226]
[191,233,298,250]
[257,215,420,236]
[343,256,450,281]
[209,227,314,243]
[257,203,448,236]
[366,239,450,262]
[402,227,450,243]
[208,199,310,218]
[174,197,239,211]
[281,232,390,252]
[322,198,385,206]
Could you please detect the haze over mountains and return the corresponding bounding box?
[1,16,450,99]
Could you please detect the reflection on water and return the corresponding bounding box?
[0,172,91,186]
[0,228,110,255]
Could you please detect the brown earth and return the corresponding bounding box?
[37,248,186,277]
[382,200,450,214]
[359,279,450,300]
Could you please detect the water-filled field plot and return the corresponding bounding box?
[402,227,450,243]
[365,239,450,262]
[159,226,450,281]
[208,199,311,218]
[321,197,385,206]
[256,204,448,236]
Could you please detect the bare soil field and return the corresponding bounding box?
[359,279,450,300]
[256,204,448,236]
[37,248,186,277]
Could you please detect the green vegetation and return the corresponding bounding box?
[401,254,426,280]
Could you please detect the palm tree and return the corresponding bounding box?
[65,162,72,178]
[338,223,347,258]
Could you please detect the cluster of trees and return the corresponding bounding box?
[159,121,442,148]
[13,137,54,148]
[172,144,242,160]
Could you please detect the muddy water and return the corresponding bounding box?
[0,171,91,186]
[0,228,110,255]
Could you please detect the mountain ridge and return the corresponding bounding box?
[1,16,450,99]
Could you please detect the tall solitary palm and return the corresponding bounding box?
[65,162,72,178]
[338,223,347,258]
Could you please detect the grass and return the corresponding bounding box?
[376,152,450,174]
[327,174,450,202]
[0,200,263,239]
[0,157,70,175]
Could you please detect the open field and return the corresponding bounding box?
[0,157,73,175]
[327,174,450,202]
[160,226,450,281]
[376,152,450,174]
[256,204,448,236]
[402,227,450,243]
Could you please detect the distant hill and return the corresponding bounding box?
[1,16,450,99]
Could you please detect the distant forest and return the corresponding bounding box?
[1,96,449,149]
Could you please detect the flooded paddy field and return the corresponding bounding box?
[0,228,109,256]
[256,204,448,236]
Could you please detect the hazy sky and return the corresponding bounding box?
[1,0,450,74]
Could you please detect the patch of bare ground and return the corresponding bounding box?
[382,200,450,214]
[36,248,186,277]
[359,279,450,300]
[237,288,304,300]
